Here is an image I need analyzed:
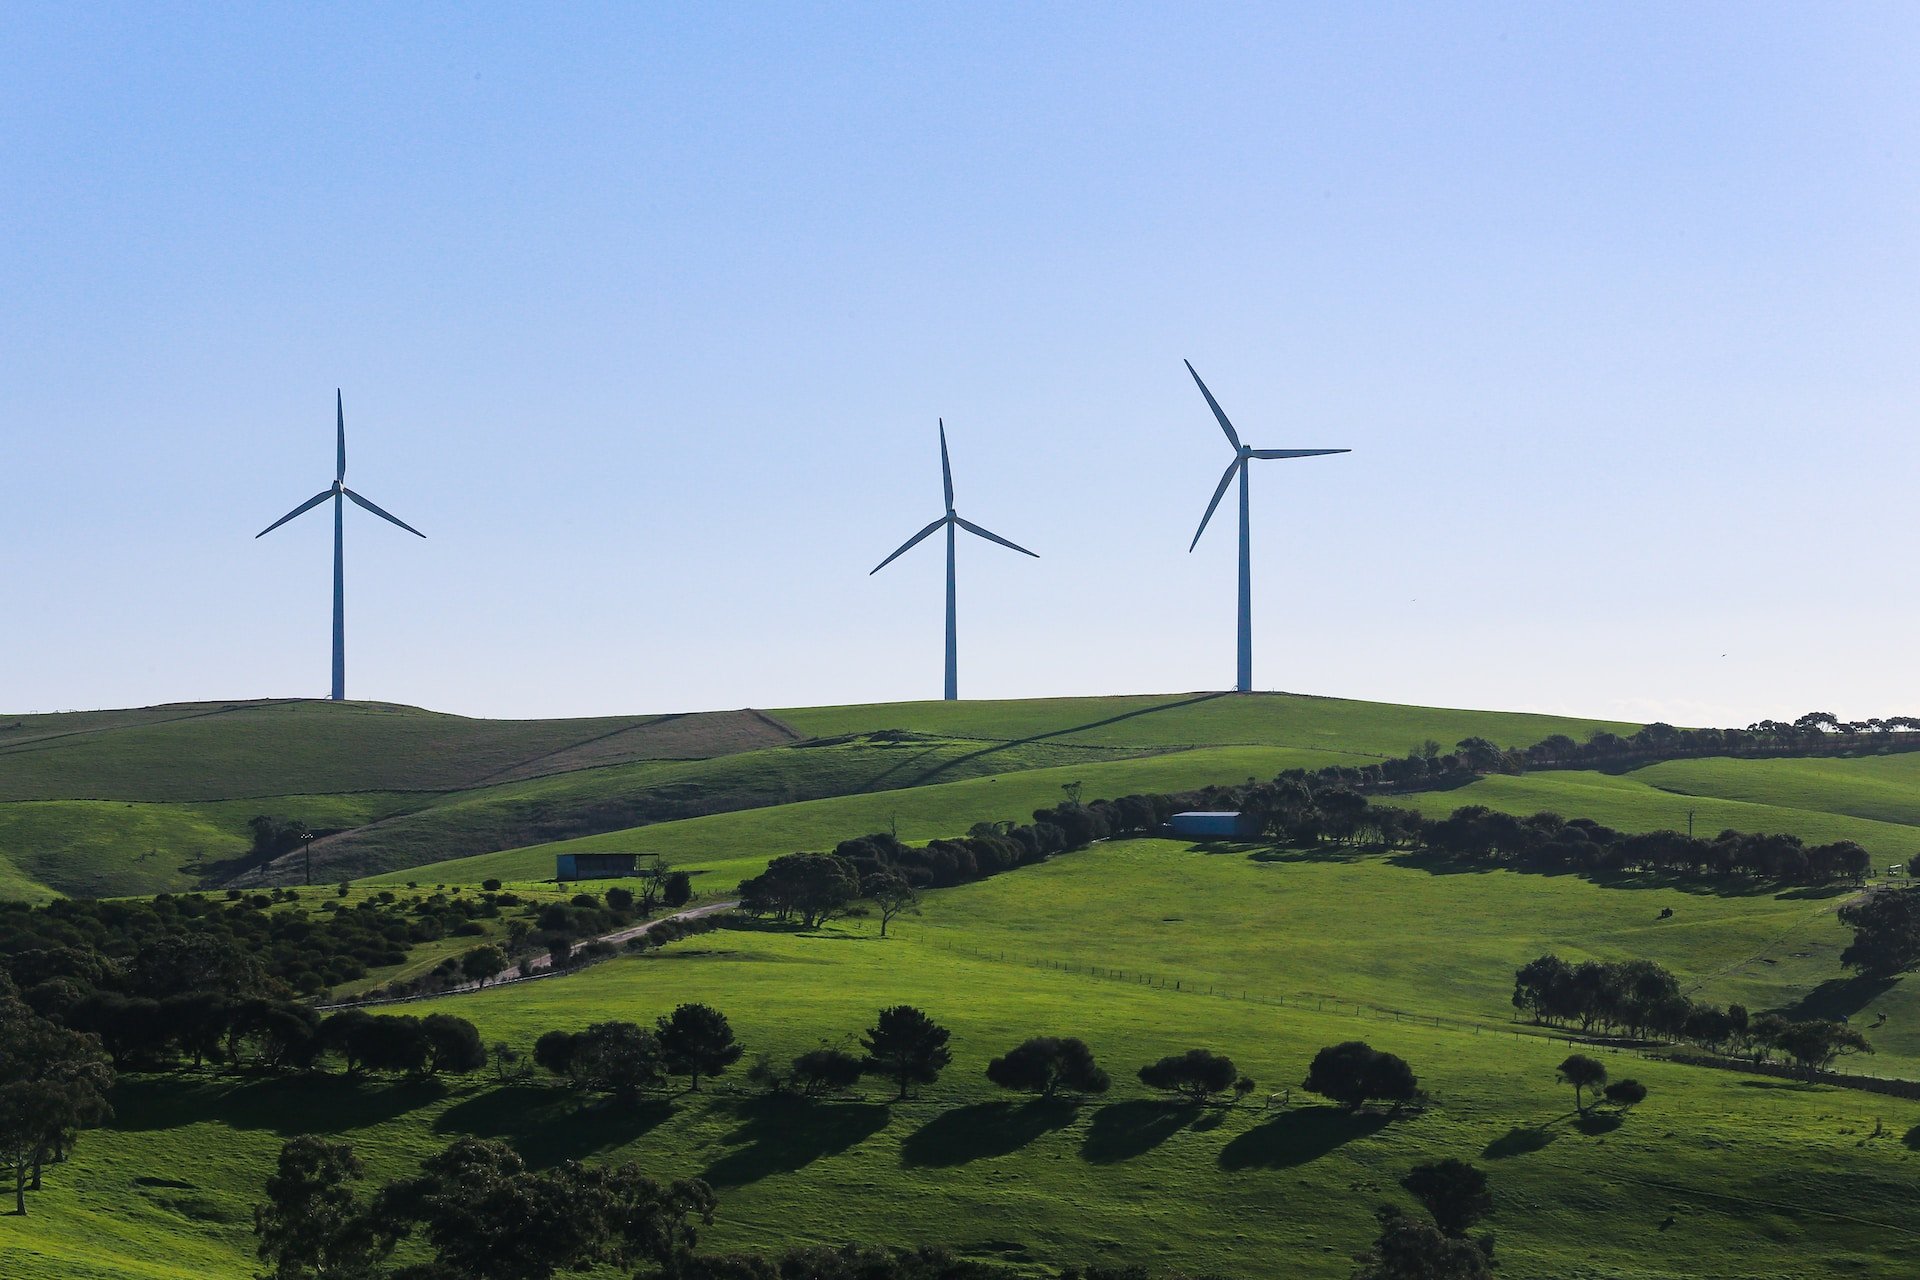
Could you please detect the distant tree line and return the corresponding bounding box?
[742,782,1872,934]
[1513,954,1873,1074]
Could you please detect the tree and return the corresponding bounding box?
[534,1029,579,1079]
[1556,1054,1607,1114]
[1137,1049,1238,1103]
[1352,1206,1494,1280]
[569,1022,663,1105]
[655,1004,743,1092]
[371,1136,714,1280]
[986,1037,1111,1098]
[1400,1159,1492,1238]
[1838,889,1920,976]
[663,871,694,909]
[737,853,859,928]
[357,1016,431,1077]
[636,856,673,916]
[1302,1042,1420,1111]
[1603,1079,1647,1111]
[789,1048,864,1097]
[862,869,921,939]
[860,1006,952,1100]
[422,1014,487,1076]
[491,1042,532,1082]
[253,1136,392,1280]
[1771,1019,1873,1076]
[0,977,116,1215]
[460,945,507,989]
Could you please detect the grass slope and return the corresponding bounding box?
[258,737,1154,885]
[13,876,1920,1279]
[776,691,1636,755]
[1392,770,1920,862]
[0,794,420,899]
[0,691,1639,898]
[1629,754,1920,830]
[0,701,794,802]
[377,746,1378,889]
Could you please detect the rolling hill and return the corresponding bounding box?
[0,691,1637,900]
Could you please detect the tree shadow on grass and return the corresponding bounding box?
[1734,1078,1826,1093]
[1251,846,1370,865]
[1481,1125,1556,1159]
[1080,1100,1200,1164]
[1216,1106,1388,1171]
[703,1093,891,1186]
[1384,850,1824,900]
[434,1085,672,1167]
[900,1098,1078,1168]
[1575,1111,1624,1136]
[111,1073,446,1137]
[1772,975,1900,1023]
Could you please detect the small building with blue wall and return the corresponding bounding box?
[1164,810,1261,840]
[555,852,639,881]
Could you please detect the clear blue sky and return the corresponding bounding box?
[3,3,1915,725]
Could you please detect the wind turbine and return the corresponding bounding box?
[1184,360,1349,694]
[256,390,425,702]
[870,420,1037,701]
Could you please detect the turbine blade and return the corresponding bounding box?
[868,516,948,575]
[255,489,335,538]
[1184,360,1241,450]
[1188,458,1240,552]
[343,488,426,538]
[336,389,346,482]
[939,419,954,510]
[1248,447,1351,459]
[955,516,1038,559]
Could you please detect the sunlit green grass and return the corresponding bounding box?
[1630,754,1920,830]
[377,746,1372,888]
[14,906,1920,1280]
[775,691,1634,755]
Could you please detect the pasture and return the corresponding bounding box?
[14,834,1920,1278]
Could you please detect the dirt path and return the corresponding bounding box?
[319,900,740,1010]
[499,899,741,984]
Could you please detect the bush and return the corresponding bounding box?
[1137,1049,1237,1102]
[987,1037,1111,1097]
[1302,1042,1419,1111]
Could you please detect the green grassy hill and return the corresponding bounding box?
[13,690,1920,1278]
[0,692,1639,901]
[14,838,1920,1280]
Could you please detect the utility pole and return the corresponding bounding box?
[301,831,314,887]
[1687,810,1695,839]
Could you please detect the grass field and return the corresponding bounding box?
[0,692,1642,899]
[12,841,1920,1279]
[12,692,1920,1278]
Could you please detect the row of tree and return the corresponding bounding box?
[530,1001,1432,1123]
[1512,954,1873,1073]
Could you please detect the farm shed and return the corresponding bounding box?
[555,852,639,881]
[1165,811,1261,840]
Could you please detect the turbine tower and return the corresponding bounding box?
[870,420,1037,701]
[1184,360,1349,694]
[256,390,425,702]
